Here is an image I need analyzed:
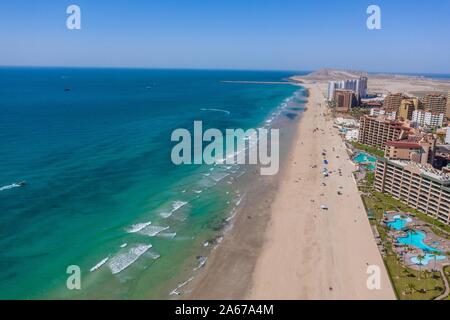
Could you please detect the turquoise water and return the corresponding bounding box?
[398,231,446,265]
[353,152,377,171]
[410,254,446,266]
[386,215,413,231]
[387,215,447,266]
[0,68,305,299]
[398,230,440,253]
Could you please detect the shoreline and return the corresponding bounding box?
[182,85,305,299]
[187,81,396,299]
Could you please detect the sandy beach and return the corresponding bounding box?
[247,82,395,299]
[187,81,396,300]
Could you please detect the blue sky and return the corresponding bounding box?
[0,0,449,73]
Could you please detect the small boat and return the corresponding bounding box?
[18,181,26,186]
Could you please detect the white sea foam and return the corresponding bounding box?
[138,225,169,237]
[193,256,207,271]
[158,232,177,239]
[90,257,109,272]
[0,183,21,191]
[147,250,161,260]
[108,244,152,275]
[169,276,195,296]
[211,172,229,182]
[235,195,244,206]
[126,221,152,233]
[160,201,188,218]
[200,108,231,115]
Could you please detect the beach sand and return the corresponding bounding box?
[187,82,395,300]
[247,82,395,299]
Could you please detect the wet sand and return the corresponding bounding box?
[187,82,395,300]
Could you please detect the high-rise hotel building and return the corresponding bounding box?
[446,92,450,119]
[358,115,410,148]
[383,93,404,113]
[375,159,450,225]
[422,93,447,114]
[327,77,368,101]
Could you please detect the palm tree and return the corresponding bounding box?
[407,283,416,295]
[416,254,425,280]
[431,251,440,271]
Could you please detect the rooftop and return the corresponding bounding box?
[386,159,450,183]
[385,141,421,149]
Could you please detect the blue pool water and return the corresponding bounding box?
[386,215,412,231]
[353,152,377,171]
[411,254,446,266]
[386,215,447,266]
[398,230,440,253]
[398,230,446,265]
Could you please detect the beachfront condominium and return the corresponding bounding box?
[398,98,420,120]
[370,108,396,120]
[383,93,404,113]
[384,141,425,163]
[447,92,450,118]
[358,115,410,148]
[411,110,444,128]
[383,134,436,164]
[334,89,356,112]
[356,77,368,99]
[422,93,447,115]
[327,76,368,101]
[375,159,450,225]
[446,127,450,144]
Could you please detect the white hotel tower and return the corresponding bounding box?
[327,77,368,101]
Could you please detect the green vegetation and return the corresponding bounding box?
[366,172,375,186]
[349,107,370,119]
[444,266,450,300]
[350,141,385,158]
[384,255,444,300]
[372,192,450,237]
[359,166,450,300]
[362,193,446,299]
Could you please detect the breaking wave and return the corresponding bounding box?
[108,244,152,275]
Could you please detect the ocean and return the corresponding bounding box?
[0,68,305,299]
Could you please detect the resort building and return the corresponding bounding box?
[369,108,396,120]
[384,141,422,161]
[358,115,410,148]
[361,100,382,109]
[374,159,450,225]
[327,76,368,101]
[446,127,450,144]
[398,98,420,120]
[422,93,447,115]
[333,89,356,112]
[447,92,450,119]
[327,81,342,101]
[356,76,368,99]
[383,93,404,113]
[411,110,444,128]
[384,135,436,164]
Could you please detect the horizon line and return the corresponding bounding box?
[1,65,450,77]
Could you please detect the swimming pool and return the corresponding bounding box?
[411,253,446,266]
[386,214,412,231]
[353,152,377,171]
[397,230,446,265]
